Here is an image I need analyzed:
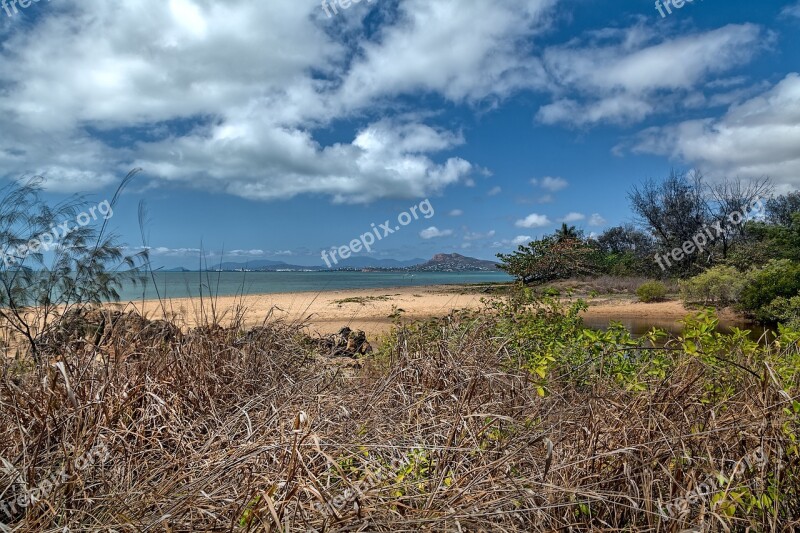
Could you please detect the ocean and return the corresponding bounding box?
[114,271,513,301]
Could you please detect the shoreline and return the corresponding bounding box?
[108,285,753,337]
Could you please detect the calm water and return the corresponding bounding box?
[115,271,513,301]
[581,316,775,342]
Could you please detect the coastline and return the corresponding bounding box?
[109,285,750,336]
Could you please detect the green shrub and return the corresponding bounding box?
[740,260,800,322]
[679,266,745,306]
[637,281,667,303]
[542,287,561,297]
[762,296,800,328]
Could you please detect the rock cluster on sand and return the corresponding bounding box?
[316,326,373,358]
[36,308,181,354]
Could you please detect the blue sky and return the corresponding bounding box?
[1,0,799,268]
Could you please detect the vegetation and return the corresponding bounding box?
[740,260,800,323]
[679,265,745,306]
[333,295,393,306]
[636,280,667,303]
[1,290,799,531]
[1,175,800,530]
[0,173,146,360]
[498,171,800,327]
[497,230,599,285]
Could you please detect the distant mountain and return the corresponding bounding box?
[166,254,497,272]
[214,260,323,271]
[408,253,500,272]
[333,257,426,269]
[163,267,191,272]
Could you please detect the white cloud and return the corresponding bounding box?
[536,194,555,204]
[0,0,559,200]
[133,118,473,203]
[229,249,266,257]
[631,73,800,190]
[537,23,765,126]
[464,230,496,241]
[532,176,568,192]
[336,0,557,108]
[561,212,585,223]
[588,213,607,227]
[515,213,552,228]
[449,209,464,216]
[781,1,800,18]
[420,226,454,239]
[491,235,534,248]
[487,186,502,196]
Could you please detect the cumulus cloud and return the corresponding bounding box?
[487,186,503,196]
[449,209,464,216]
[228,249,267,257]
[532,176,568,192]
[781,1,800,18]
[420,226,454,239]
[134,118,474,203]
[464,230,497,241]
[561,212,585,223]
[515,213,552,228]
[588,213,607,227]
[537,23,765,126]
[336,0,557,108]
[492,235,533,248]
[631,73,800,189]
[0,0,559,200]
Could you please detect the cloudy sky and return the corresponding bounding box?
[1,0,798,267]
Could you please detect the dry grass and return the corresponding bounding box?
[0,301,798,531]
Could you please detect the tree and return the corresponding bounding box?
[555,223,581,242]
[595,225,656,276]
[705,176,772,259]
[629,171,773,276]
[0,170,147,361]
[629,170,708,275]
[766,191,800,227]
[497,235,600,285]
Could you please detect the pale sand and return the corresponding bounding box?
[108,286,734,337]
[112,285,488,337]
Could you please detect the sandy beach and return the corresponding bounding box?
[108,285,736,337]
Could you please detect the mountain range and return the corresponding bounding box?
[165,254,499,272]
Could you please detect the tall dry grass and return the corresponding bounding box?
[0,300,798,531]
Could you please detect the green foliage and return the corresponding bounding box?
[594,224,657,276]
[497,235,600,285]
[636,281,667,303]
[489,288,587,396]
[740,260,800,322]
[0,172,147,359]
[679,265,745,306]
[763,296,800,329]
